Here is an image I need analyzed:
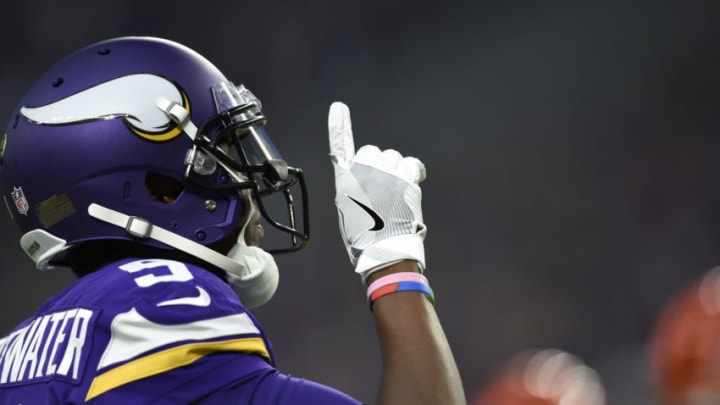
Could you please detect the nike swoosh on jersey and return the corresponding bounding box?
[346,195,385,231]
[156,286,211,307]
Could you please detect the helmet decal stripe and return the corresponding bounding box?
[20,74,189,142]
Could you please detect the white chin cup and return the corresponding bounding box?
[224,203,279,309]
[226,243,279,309]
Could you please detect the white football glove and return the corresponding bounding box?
[328,101,427,283]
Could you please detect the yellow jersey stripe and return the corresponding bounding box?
[85,337,269,401]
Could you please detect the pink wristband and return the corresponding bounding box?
[366,272,433,310]
[366,272,428,301]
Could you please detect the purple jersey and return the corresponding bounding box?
[0,258,363,404]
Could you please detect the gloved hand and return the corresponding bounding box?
[328,101,427,283]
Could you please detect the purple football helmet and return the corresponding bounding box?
[0,37,309,275]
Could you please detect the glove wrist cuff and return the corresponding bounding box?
[355,234,426,283]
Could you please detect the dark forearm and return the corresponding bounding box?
[369,261,466,405]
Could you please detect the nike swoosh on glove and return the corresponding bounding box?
[328,101,427,284]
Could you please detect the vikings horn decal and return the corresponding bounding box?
[20,74,190,142]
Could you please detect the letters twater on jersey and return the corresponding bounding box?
[0,308,94,385]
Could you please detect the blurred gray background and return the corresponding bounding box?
[2,1,720,403]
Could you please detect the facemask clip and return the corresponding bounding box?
[185,148,217,175]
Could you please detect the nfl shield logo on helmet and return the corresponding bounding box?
[11,187,29,215]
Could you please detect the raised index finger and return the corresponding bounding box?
[328,101,356,170]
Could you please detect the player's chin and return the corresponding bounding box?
[208,223,264,255]
[245,223,264,247]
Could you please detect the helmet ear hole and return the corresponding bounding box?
[145,172,184,203]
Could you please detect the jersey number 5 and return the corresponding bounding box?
[118,259,193,287]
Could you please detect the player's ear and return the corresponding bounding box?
[145,172,184,203]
